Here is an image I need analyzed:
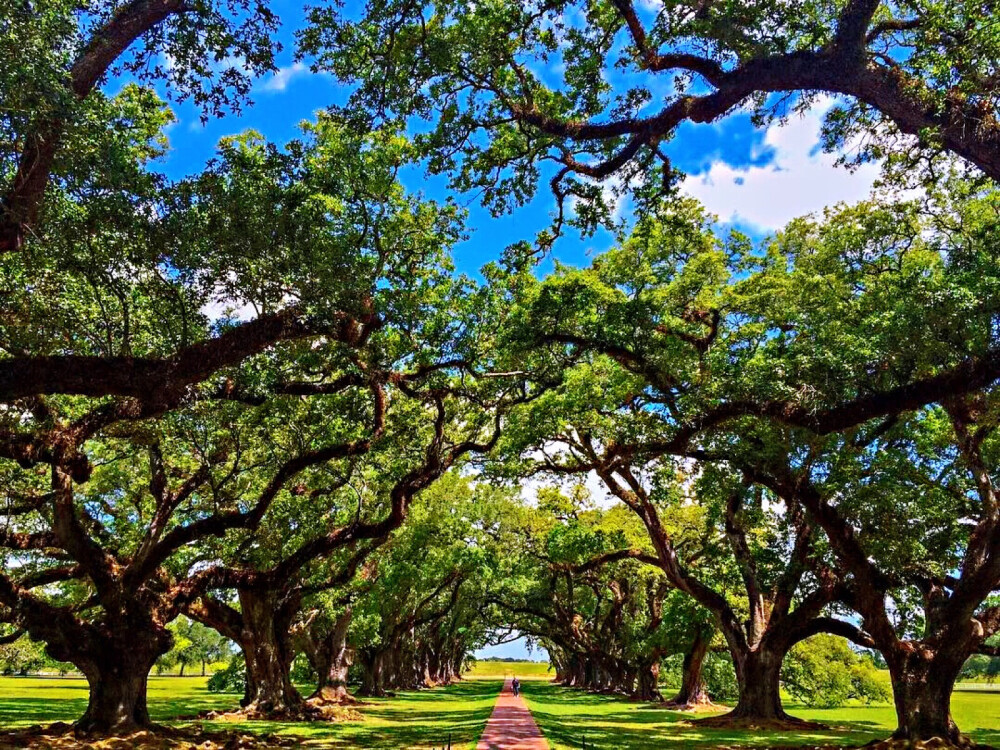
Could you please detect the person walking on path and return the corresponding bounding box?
[512,677,520,697]
[476,678,548,750]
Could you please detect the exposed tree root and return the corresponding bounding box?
[862,737,984,750]
[695,712,828,731]
[193,701,362,723]
[660,697,724,713]
[305,688,363,707]
[0,722,301,749]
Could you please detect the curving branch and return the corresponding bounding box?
[562,548,663,574]
[0,0,195,252]
[0,307,315,404]
[129,429,379,586]
[790,616,877,649]
[514,1,1000,190]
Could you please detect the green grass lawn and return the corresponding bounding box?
[464,659,553,680]
[0,676,501,749]
[520,681,1000,749]
[6,674,1000,749]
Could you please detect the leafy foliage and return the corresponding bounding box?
[207,656,247,695]
[782,636,890,708]
[0,635,49,676]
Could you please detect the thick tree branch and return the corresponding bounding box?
[0,0,194,252]
[0,307,315,404]
[790,616,877,649]
[563,548,662,574]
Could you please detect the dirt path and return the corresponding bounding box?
[475,679,548,750]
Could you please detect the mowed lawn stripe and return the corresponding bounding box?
[519,680,1000,750]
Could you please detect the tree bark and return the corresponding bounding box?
[698,643,812,729]
[425,644,442,684]
[634,661,662,702]
[358,650,388,697]
[665,631,713,709]
[307,609,355,704]
[74,636,166,733]
[567,653,586,687]
[618,664,637,696]
[886,647,964,743]
[730,648,784,721]
[238,588,303,715]
[551,652,566,684]
[21,608,173,734]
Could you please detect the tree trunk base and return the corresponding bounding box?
[865,737,979,750]
[660,696,721,713]
[632,689,664,702]
[73,717,149,735]
[307,686,362,706]
[200,700,315,722]
[197,700,363,723]
[695,711,827,731]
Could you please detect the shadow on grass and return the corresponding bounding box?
[519,682,894,750]
[0,677,502,749]
[0,697,90,727]
[970,730,1000,748]
[327,680,500,749]
[177,679,502,749]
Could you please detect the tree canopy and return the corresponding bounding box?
[3,1,1000,747]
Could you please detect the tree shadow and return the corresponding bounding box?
[519,683,893,750]
[0,676,502,749]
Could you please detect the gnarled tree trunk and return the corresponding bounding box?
[618,664,637,696]
[698,639,810,729]
[306,609,355,704]
[886,646,964,743]
[67,622,172,733]
[633,661,662,702]
[358,649,388,697]
[567,652,586,687]
[450,649,464,681]
[238,587,303,715]
[76,648,162,732]
[551,652,567,684]
[664,631,713,709]
[425,643,443,684]
[728,647,785,722]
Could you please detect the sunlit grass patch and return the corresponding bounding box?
[0,676,501,749]
[519,680,1000,749]
[464,660,553,680]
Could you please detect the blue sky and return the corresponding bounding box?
[475,636,548,663]
[142,1,881,280]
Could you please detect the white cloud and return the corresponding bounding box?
[258,62,311,93]
[200,273,258,323]
[682,102,881,231]
[522,454,619,510]
[518,469,617,509]
[200,297,257,323]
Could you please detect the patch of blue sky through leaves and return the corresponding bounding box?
[117,0,878,278]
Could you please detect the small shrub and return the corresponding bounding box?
[782,635,890,708]
[207,655,246,694]
[290,652,315,684]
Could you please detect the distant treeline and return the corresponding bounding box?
[476,657,548,664]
